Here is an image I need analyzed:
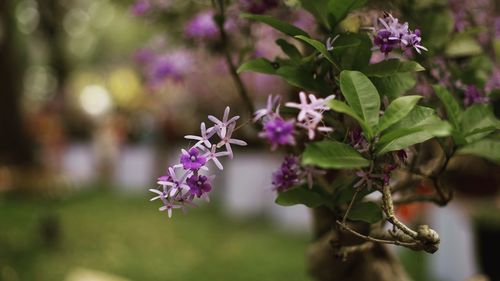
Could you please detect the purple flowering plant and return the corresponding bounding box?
[135,0,500,278]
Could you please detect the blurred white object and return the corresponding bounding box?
[114,145,155,191]
[62,144,95,186]
[428,202,479,281]
[223,152,311,232]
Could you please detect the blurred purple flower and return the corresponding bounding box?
[130,0,151,16]
[147,50,193,85]
[259,117,296,150]
[272,155,302,192]
[185,10,220,41]
[239,0,278,14]
[485,67,500,93]
[463,85,488,106]
[133,48,155,65]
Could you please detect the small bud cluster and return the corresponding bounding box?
[149,107,247,217]
[372,13,427,55]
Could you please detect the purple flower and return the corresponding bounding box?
[239,0,278,14]
[485,67,500,94]
[400,29,428,54]
[259,117,296,150]
[133,48,155,65]
[272,156,302,192]
[150,106,245,218]
[463,85,488,106]
[203,145,230,170]
[253,94,281,122]
[185,122,215,149]
[146,50,193,85]
[180,148,207,170]
[372,13,427,56]
[216,122,247,159]
[374,30,398,55]
[285,92,335,140]
[208,106,240,138]
[187,175,213,200]
[130,0,151,16]
[184,10,219,41]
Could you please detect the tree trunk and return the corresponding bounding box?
[307,207,411,281]
[0,0,35,167]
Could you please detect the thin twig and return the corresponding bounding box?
[212,0,255,117]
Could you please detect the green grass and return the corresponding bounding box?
[0,190,311,281]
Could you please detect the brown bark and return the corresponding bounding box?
[307,207,412,281]
[0,0,36,167]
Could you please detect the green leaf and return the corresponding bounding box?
[241,13,309,37]
[299,0,331,29]
[347,201,383,224]
[237,58,276,74]
[328,0,367,27]
[340,70,381,128]
[375,121,452,155]
[276,39,301,60]
[332,33,372,71]
[363,59,425,78]
[302,140,370,169]
[275,185,329,207]
[275,66,330,93]
[461,104,500,143]
[377,95,422,133]
[371,73,416,101]
[295,35,337,67]
[445,35,483,58]
[389,106,440,130]
[457,138,500,164]
[328,100,373,139]
[433,85,462,130]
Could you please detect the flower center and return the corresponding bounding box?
[197,181,202,186]
[190,155,197,161]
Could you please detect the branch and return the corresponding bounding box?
[212,0,255,117]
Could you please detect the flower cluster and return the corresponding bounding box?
[462,85,489,106]
[372,13,427,56]
[133,48,194,87]
[271,155,302,192]
[130,0,172,16]
[285,92,335,140]
[149,107,247,217]
[253,93,335,150]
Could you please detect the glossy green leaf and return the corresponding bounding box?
[363,59,425,78]
[377,95,422,133]
[275,66,330,93]
[302,140,370,169]
[237,58,276,74]
[241,13,309,37]
[295,35,337,67]
[457,138,500,164]
[276,39,301,60]
[347,201,383,224]
[328,100,373,139]
[461,104,500,143]
[340,70,381,128]
[389,106,439,130]
[275,185,329,207]
[433,85,462,130]
[375,121,452,155]
[371,73,416,101]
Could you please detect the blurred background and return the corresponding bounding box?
[0,0,498,281]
